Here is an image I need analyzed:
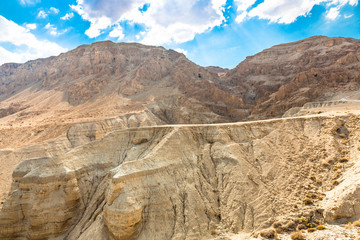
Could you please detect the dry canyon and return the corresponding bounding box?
[1,36,360,239]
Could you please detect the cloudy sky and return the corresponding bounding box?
[0,0,359,68]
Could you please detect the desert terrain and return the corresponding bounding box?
[1,36,360,239]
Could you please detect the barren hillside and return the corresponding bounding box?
[224,36,360,119]
[1,36,360,239]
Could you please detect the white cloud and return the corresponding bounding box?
[234,0,256,12]
[44,23,52,29]
[0,15,67,65]
[71,0,226,44]
[85,16,112,38]
[19,0,40,5]
[44,23,67,36]
[234,0,257,23]
[37,10,47,19]
[344,14,354,18]
[50,7,59,14]
[61,12,74,20]
[109,25,124,40]
[174,48,188,56]
[71,1,112,38]
[70,0,358,44]
[135,31,146,40]
[234,0,358,24]
[247,0,322,24]
[37,7,60,19]
[329,0,358,5]
[326,7,341,20]
[25,23,37,30]
[235,11,248,23]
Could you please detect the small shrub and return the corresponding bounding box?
[307,228,316,232]
[303,198,314,205]
[297,224,307,231]
[275,227,284,234]
[259,228,277,239]
[353,221,360,227]
[300,217,307,223]
[283,220,296,231]
[290,231,305,240]
[338,158,348,163]
[306,193,317,199]
[341,149,348,155]
[307,223,313,228]
[317,225,326,230]
[332,180,339,186]
[272,221,282,228]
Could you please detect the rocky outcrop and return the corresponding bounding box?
[1,114,360,239]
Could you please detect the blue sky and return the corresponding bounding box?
[0,0,359,68]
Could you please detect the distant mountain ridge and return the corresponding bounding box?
[0,35,360,127]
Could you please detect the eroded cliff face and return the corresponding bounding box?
[0,110,162,210]
[1,114,360,239]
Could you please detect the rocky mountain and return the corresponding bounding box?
[0,41,244,124]
[1,36,360,133]
[1,36,360,239]
[223,35,360,119]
